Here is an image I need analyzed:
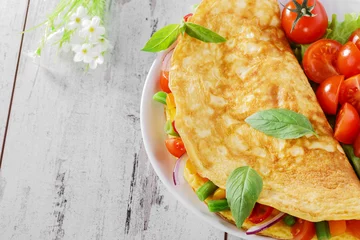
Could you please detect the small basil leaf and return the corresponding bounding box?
[226,166,263,228]
[245,109,317,139]
[184,22,226,43]
[142,24,180,52]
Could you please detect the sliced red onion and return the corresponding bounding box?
[173,153,188,186]
[161,48,174,72]
[246,212,285,235]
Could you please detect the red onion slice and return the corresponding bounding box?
[246,212,285,235]
[161,48,174,72]
[173,153,188,186]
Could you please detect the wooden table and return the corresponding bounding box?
[0,0,241,239]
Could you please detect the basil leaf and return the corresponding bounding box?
[142,24,180,52]
[226,166,263,228]
[184,22,226,43]
[245,109,317,139]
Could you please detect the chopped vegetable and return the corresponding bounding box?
[160,71,171,93]
[164,120,179,137]
[172,153,188,186]
[291,219,316,240]
[196,180,218,201]
[153,91,167,104]
[212,188,226,200]
[328,220,346,236]
[246,213,285,235]
[325,14,360,44]
[302,39,341,83]
[339,74,360,111]
[315,221,331,240]
[283,214,296,227]
[281,0,328,44]
[342,144,360,179]
[165,138,186,158]
[248,203,273,224]
[334,103,360,144]
[166,93,176,109]
[316,75,344,115]
[347,220,360,239]
[337,42,360,78]
[207,199,229,212]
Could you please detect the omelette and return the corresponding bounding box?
[167,0,360,239]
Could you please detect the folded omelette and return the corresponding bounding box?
[169,0,360,238]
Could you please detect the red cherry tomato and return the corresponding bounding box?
[303,39,342,83]
[353,133,360,158]
[160,70,171,93]
[337,42,360,78]
[165,138,186,158]
[281,0,328,44]
[316,75,344,115]
[339,74,360,112]
[334,103,360,144]
[349,29,360,49]
[347,220,360,239]
[248,203,273,224]
[183,13,193,22]
[291,219,316,240]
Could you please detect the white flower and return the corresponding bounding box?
[80,16,105,42]
[72,43,97,63]
[89,54,104,69]
[96,37,111,51]
[46,28,64,45]
[67,6,89,30]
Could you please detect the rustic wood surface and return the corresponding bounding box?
[0,0,237,239]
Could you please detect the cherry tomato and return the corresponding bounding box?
[347,220,360,239]
[316,75,344,115]
[281,0,328,44]
[334,103,360,144]
[160,70,171,93]
[291,219,316,240]
[349,29,360,49]
[165,138,186,158]
[183,13,193,22]
[337,42,360,78]
[248,203,273,224]
[339,74,360,112]
[353,133,360,158]
[303,39,342,83]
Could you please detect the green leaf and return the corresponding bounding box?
[142,24,181,52]
[184,22,226,43]
[226,166,263,228]
[324,14,360,44]
[245,109,317,139]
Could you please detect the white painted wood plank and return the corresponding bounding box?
[0,0,28,151]
[0,0,225,239]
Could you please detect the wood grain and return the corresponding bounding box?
[0,0,226,239]
[0,0,29,157]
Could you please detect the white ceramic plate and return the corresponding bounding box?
[140,0,360,238]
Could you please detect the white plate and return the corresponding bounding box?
[140,0,359,238]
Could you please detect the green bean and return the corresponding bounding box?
[283,214,296,226]
[164,120,179,137]
[196,181,218,201]
[315,221,331,240]
[207,199,229,212]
